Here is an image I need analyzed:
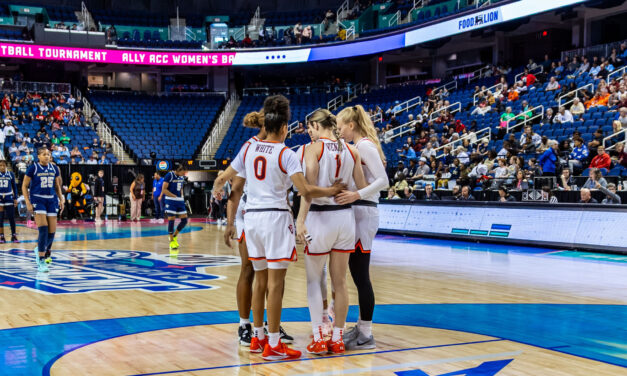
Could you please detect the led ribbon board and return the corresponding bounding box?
[0,0,585,66]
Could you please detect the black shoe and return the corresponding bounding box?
[238,323,252,346]
[279,325,294,344]
[0,234,5,244]
[263,321,293,344]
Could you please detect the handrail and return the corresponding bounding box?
[608,65,627,83]
[473,83,503,106]
[434,80,457,94]
[393,95,422,116]
[514,65,543,84]
[477,0,491,8]
[305,107,321,123]
[287,120,300,138]
[602,129,627,151]
[389,11,401,27]
[371,112,382,124]
[347,83,363,101]
[346,24,355,41]
[506,104,544,133]
[558,83,593,108]
[199,93,237,159]
[467,65,491,84]
[561,38,627,61]
[386,119,417,142]
[429,102,461,121]
[408,0,424,22]
[337,0,349,23]
[328,95,344,111]
[434,126,492,159]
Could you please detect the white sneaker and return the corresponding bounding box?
[70,219,77,224]
[158,218,164,224]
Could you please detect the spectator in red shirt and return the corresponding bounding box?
[525,72,536,87]
[454,119,465,134]
[1,94,10,112]
[589,145,611,170]
[242,34,253,47]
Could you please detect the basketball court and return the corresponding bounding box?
[0,221,625,375]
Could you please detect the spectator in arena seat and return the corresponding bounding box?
[513,170,529,190]
[589,145,611,170]
[585,91,609,109]
[422,184,440,201]
[546,76,560,91]
[421,142,436,160]
[407,159,418,178]
[386,187,400,200]
[583,168,607,190]
[554,106,574,124]
[598,182,621,204]
[293,23,303,44]
[497,186,516,202]
[579,188,598,204]
[411,157,431,181]
[559,168,577,191]
[394,161,408,182]
[242,34,253,48]
[457,186,475,201]
[527,59,538,71]
[542,108,555,125]
[538,139,559,176]
[588,62,601,78]
[617,107,627,129]
[86,154,98,165]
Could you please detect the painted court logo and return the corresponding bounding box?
[0,249,240,294]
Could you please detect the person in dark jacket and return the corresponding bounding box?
[94,169,106,223]
[422,184,440,201]
[497,186,516,202]
[457,185,475,201]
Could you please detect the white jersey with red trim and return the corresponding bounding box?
[237,136,259,203]
[311,138,355,206]
[352,137,386,203]
[232,140,302,210]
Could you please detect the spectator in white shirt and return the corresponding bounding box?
[554,106,574,124]
[546,76,560,91]
[456,146,470,165]
[618,107,627,129]
[421,142,436,159]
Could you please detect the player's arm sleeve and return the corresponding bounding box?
[25,164,35,178]
[356,143,389,199]
[281,149,303,177]
[231,143,250,174]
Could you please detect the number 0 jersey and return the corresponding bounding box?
[311,138,355,206]
[26,163,60,198]
[232,140,302,210]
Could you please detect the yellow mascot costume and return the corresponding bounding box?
[68,172,87,219]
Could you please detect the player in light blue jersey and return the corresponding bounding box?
[22,148,65,272]
[161,164,188,255]
[0,160,19,243]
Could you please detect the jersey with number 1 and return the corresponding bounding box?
[232,140,302,210]
[26,163,59,198]
[311,138,355,206]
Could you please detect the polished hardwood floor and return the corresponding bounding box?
[0,220,625,375]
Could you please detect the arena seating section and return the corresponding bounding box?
[2,92,110,164]
[215,93,334,160]
[89,93,224,160]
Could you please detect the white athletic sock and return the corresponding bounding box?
[239,318,250,327]
[268,332,280,347]
[254,327,265,340]
[305,254,328,342]
[312,325,323,341]
[358,320,372,337]
[332,327,343,342]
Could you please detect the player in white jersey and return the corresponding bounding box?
[296,109,367,355]
[227,95,346,361]
[295,122,334,337]
[214,111,295,346]
[335,105,389,350]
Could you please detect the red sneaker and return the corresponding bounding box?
[306,338,328,355]
[327,338,345,354]
[262,341,302,361]
[249,336,267,353]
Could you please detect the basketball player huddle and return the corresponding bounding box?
[213,95,389,361]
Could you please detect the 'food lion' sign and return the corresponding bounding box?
[0,249,239,294]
